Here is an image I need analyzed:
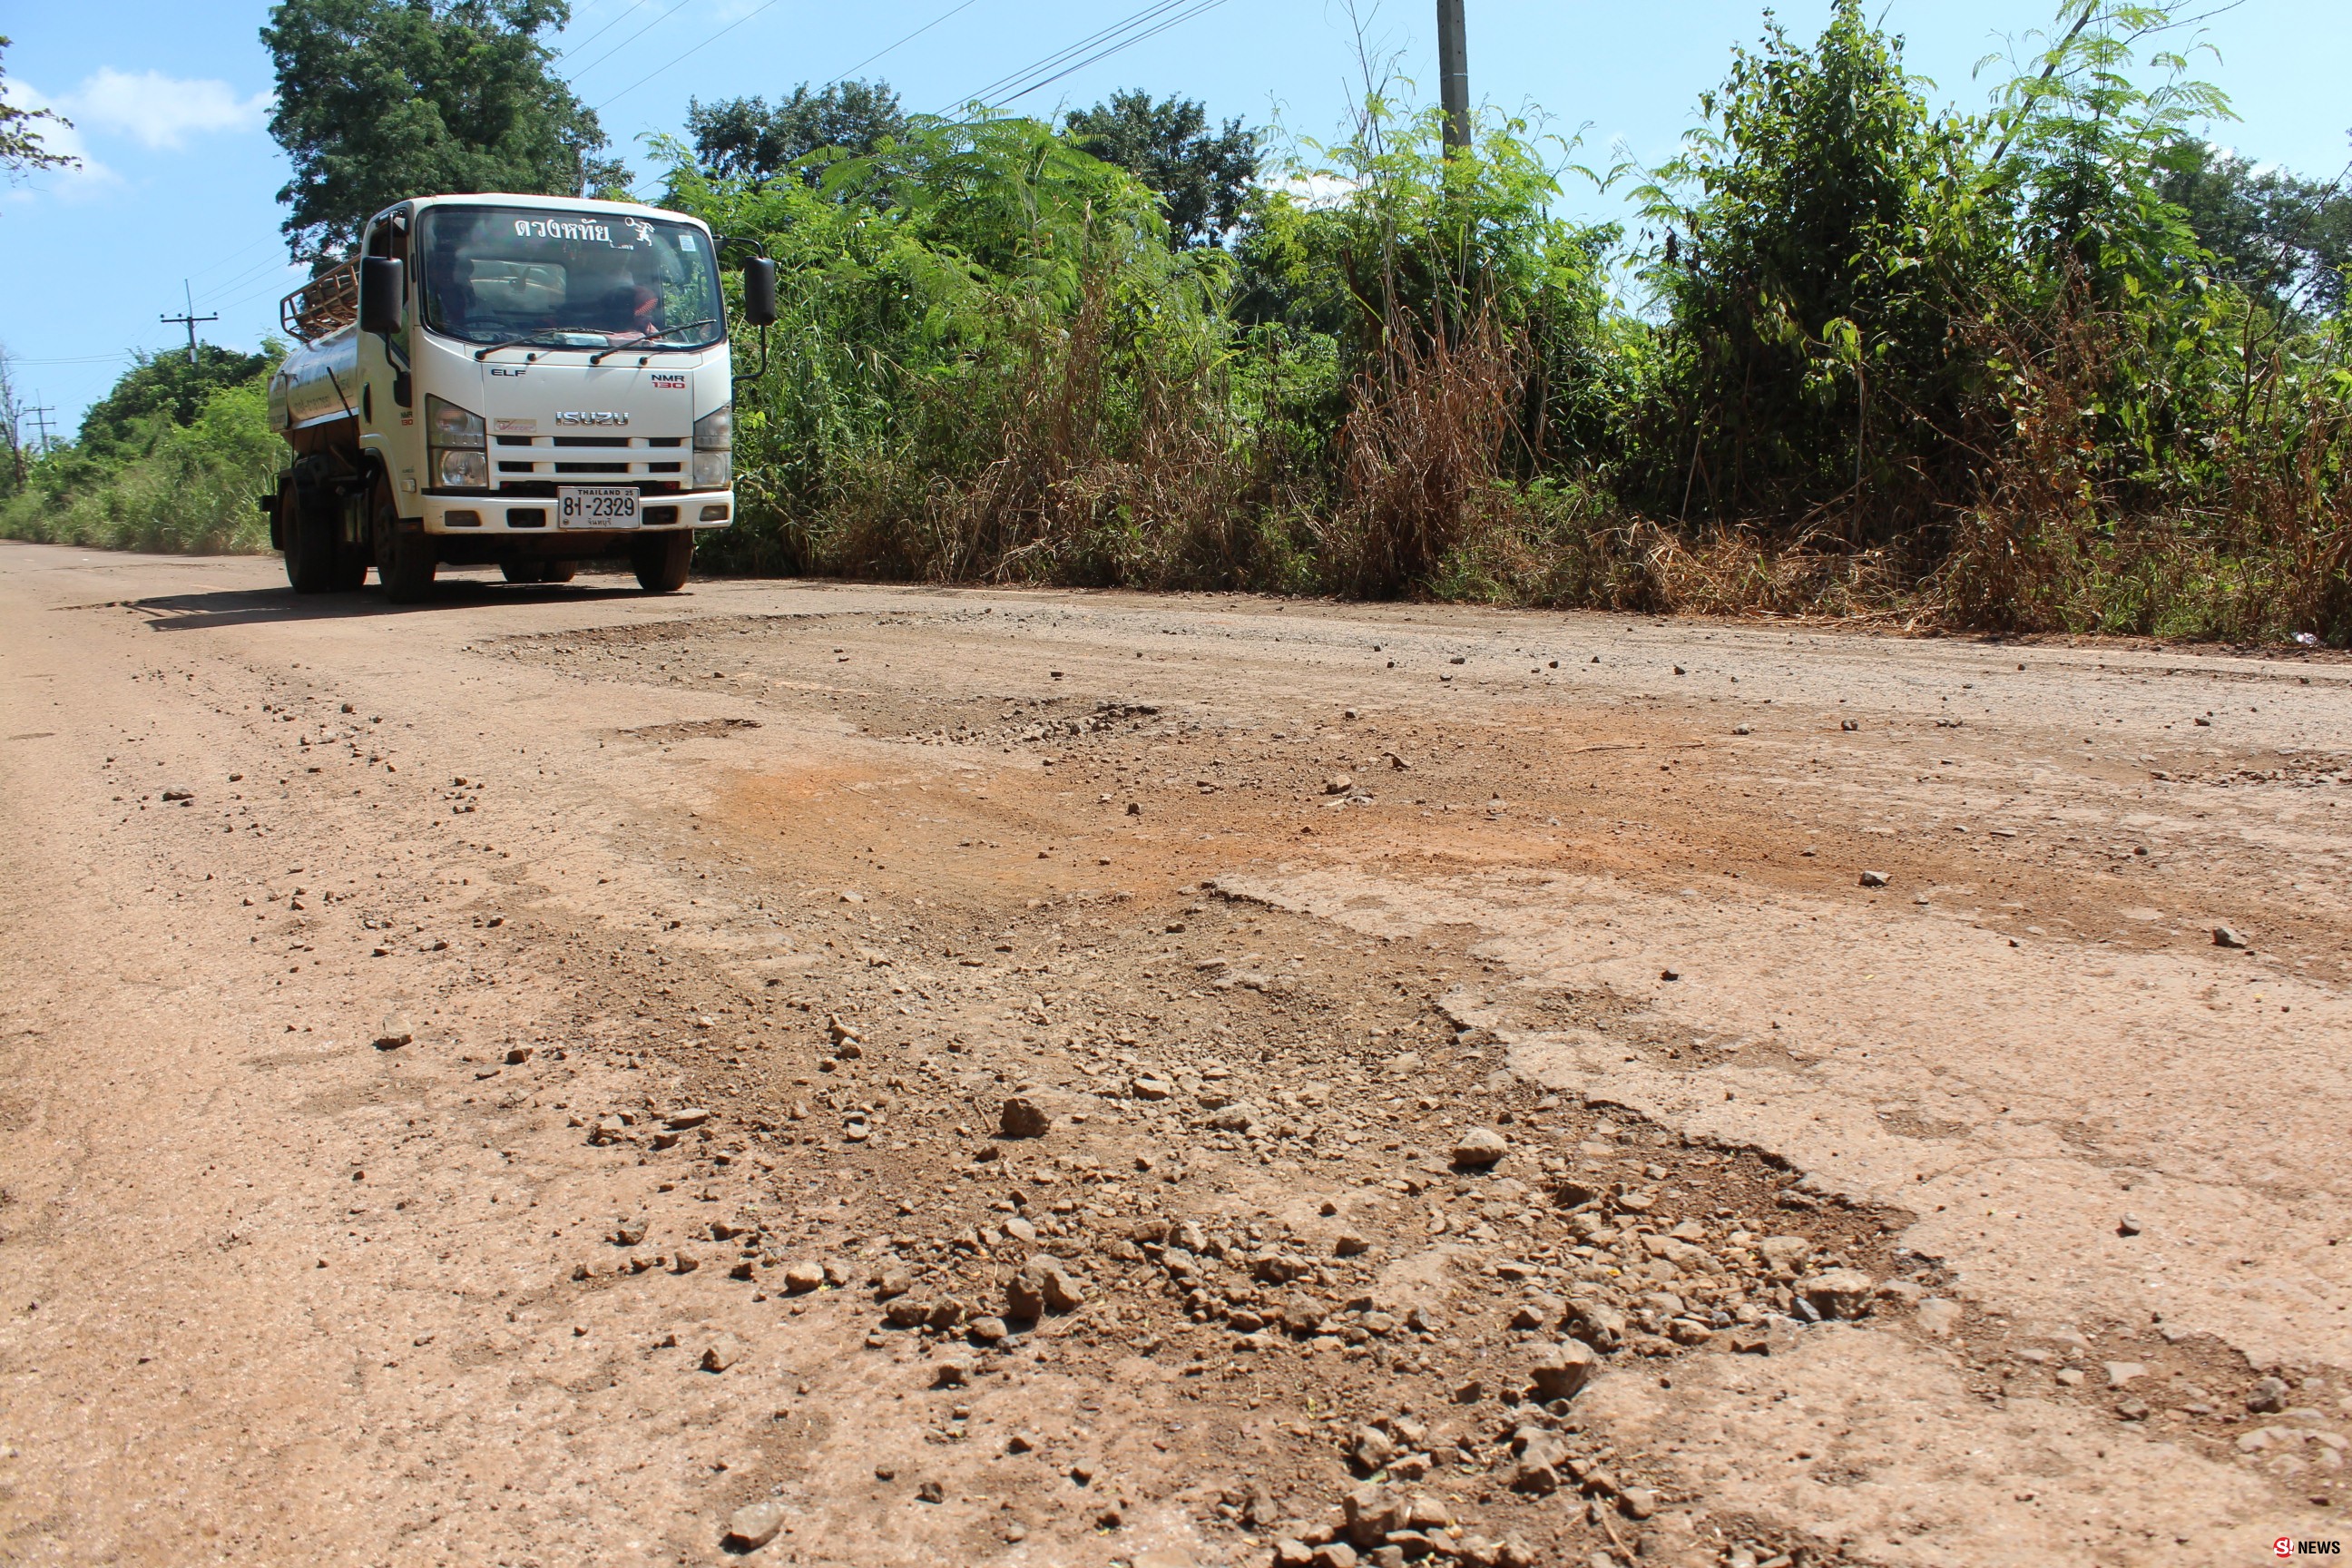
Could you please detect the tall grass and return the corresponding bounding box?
[1,375,278,554]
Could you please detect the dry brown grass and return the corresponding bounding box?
[1325,310,1528,597]
[730,270,2351,648]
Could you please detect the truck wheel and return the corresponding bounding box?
[372,485,436,603]
[632,532,692,593]
[281,484,340,594]
[541,559,576,583]
[502,559,576,585]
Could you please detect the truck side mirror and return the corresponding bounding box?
[741,258,778,328]
[358,257,405,336]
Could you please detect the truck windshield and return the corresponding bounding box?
[417,205,724,350]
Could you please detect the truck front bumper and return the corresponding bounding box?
[416,491,735,535]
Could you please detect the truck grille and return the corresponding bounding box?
[488,435,691,488]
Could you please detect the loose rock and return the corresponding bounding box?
[1006,1256,1085,1318]
[1000,1097,1052,1139]
[1529,1339,1598,1401]
[1452,1127,1508,1168]
[723,1499,786,1551]
[1796,1268,1877,1320]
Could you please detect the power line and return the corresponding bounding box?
[191,254,301,309]
[831,0,986,84]
[553,0,660,64]
[944,0,1231,114]
[625,0,994,184]
[177,232,284,289]
[996,0,1232,108]
[208,270,314,318]
[945,0,1191,113]
[593,0,794,113]
[564,0,697,84]
[623,0,991,202]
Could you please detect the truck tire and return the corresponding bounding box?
[501,559,576,584]
[371,481,436,603]
[281,482,358,593]
[632,532,692,593]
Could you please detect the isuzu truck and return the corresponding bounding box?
[266,191,775,601]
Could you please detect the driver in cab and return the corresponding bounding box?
[599,280,662,348]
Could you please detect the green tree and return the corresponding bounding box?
[0,34,80,184]
[77,347,275,459]
[261,0,620,264]
[1064,90,1259,248]
[1633,0,1979,527]
[685,80,906,188]
[2161,137,2352,317]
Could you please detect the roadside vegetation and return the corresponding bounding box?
[0,348,279,554]
[5,0,2347,643]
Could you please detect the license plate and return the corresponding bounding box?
[558,486,640,528]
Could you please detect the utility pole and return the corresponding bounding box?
[160,279,218,367]
[25,404,56,456]
[1437,0,1470,155]
[0,359,20,485]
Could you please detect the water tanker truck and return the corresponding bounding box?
[265,192,776,601]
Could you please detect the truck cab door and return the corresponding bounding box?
[358,207,419,511]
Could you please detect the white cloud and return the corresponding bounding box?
[58,68,271,150]
[1277,172,1361,208]
[0,77,119,198]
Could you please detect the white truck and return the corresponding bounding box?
[266,191,775,601]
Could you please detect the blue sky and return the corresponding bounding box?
[5,0,2347,434]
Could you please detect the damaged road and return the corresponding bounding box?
[0,541,2346,1566]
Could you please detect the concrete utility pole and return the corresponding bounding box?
[25,404,56,456]
[160,280,218,367]
[1437,0,1470,154]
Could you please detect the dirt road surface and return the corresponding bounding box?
[2,540,2347,1568]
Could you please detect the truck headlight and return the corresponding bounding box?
[426,396,485,448]
[693,405,731,451]
[436,447,489,487]
[691,449,731,489]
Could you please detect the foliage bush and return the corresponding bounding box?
[12,0,2347,646]
[2,359,279,554]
